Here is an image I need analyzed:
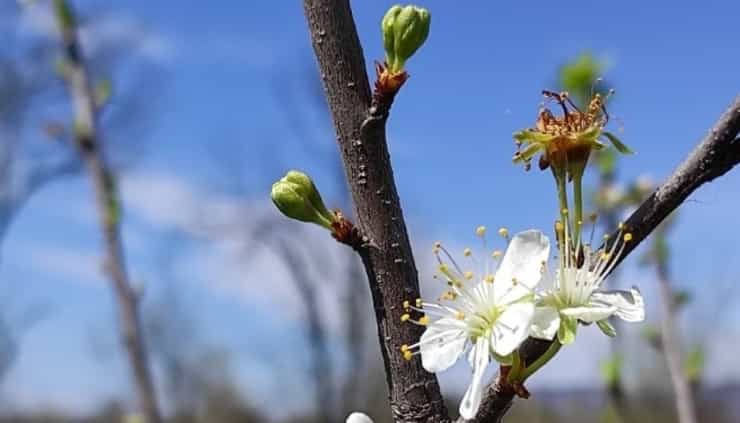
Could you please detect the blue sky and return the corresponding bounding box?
[2,0,740,417]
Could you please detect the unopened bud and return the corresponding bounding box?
[271,170,335,229]
[381,5,431,73]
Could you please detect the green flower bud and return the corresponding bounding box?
[271,170,335,229]
[382,5,430,73]
[382,5,403,70]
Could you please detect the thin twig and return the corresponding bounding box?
[53,2,162,422]
[655,259,698,423]
[302,1,449,421]
[464,95,740,422]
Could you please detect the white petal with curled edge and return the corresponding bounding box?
[420,318,467,373]
[490,301,534,356]
[493,230,550,304]
[561,304,617,323]
[346,412,374,423]
[459,338,490,420]
[591,288,645,322]
[530,305,560,340]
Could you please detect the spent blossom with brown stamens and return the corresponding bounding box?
[513,90,633,179]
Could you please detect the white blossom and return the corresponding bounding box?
[530,225,645,344]
[401,228,550,419]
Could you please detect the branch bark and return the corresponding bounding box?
[53,2,163,423]
[464,95,740,422]
[302,1,449,422]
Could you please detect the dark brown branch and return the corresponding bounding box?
[53,2,163,422]
[464,95,740,423]
[302,1,449,421]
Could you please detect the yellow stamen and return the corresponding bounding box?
[485,274,494,283]
[403,350,413,361]
[476,226,487,237]
[403,300,410,310]
[464,271,474,280]
[400,313,410,322]
[492,250,502,258]
[463,248,472,257]
[623,233,633,242]
[498,227,509,238]
[418,315,430,326]
[415,298,422,307]
[456,311,465,320]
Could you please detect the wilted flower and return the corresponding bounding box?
[401,228,550,419]
[513,90,632,180]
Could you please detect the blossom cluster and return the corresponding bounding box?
[401,224,644,419]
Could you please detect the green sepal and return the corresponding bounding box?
[602,131,634,154]
[557,316,578,345]
[597,319,617,337]
[513,129,556,144]
[513,143,543,163]
[493,351,514,366]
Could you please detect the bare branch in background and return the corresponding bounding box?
[52,1,162,422]
[655,250,698,423]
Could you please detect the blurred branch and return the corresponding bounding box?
[466,95,740,422]
[52,2,162,422]
[302,1,449,422]
[655,257,697,423]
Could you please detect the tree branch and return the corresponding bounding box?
[53,2,162,422]
[464,95,740,422]
[302,1,449,421]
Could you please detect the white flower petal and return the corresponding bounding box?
[346,412,374,423]
[561,304,617,322]
[459,338,490,420]
[490,302,534,356]
[494,230,550,303]
[530,305,560,340]
[420,318,467,373]
[591,287,645,322]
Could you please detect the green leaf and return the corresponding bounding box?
[600,355,623,386]
[95,79,113,108]
[53,0,77,32]
[602,131,634,155]
[673,290,691,310]
[557,316,578,345]
[685,346,705,383]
